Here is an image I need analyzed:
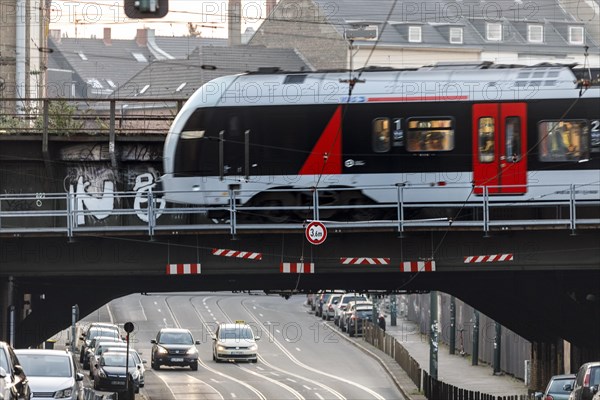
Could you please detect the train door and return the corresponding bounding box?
[472,103,527,195]
[222,112,246,177]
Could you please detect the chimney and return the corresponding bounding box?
[228,0,241,46]
[49,29,61,43]
[103,27,112,46]
[136,28,148,47]
[266,0,276,16]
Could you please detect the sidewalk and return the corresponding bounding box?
[383,316,529,397]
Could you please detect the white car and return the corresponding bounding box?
[212,322,259,363]
[15,349,83,400]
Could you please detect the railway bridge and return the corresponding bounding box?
[0,99,599,391]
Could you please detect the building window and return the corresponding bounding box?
[569,26,584,44]
[528,25,543,43]
[486,23,502,41]
[538,120,589,162]
[449,27,463,44]
[372,118,391,153]
[406,118,454,152]
[408,26,422,43]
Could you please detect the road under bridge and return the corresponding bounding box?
[1,229,598,354]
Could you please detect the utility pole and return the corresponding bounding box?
[493,322,502,374]
[472,310,479,366]
[449,296,456,355]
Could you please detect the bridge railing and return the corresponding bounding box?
[0,97,181,136]
[0,183,598,237]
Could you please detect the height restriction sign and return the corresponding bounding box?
[305,221,327,245]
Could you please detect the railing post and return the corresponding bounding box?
[396,184,405,235]
[230,189,237,238]
[109,100,117,167]
[483,186,490,236]
[66,191,73,238]
[312,187,320,221]
[147,190,155,238]
[569,184,576,235]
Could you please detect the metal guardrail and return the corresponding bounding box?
[0,97,181,137]
[0,183,598,237]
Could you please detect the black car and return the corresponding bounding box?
[571,361,600,400]
[79,323,120,367]
[0,341,31,400]
[346,307,374,337]
[92,351,140,394]
[151,328,200,371]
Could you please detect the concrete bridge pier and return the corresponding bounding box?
[530,340,565,392]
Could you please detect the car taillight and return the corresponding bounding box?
[583,369,590,386]
[544,395,553,400]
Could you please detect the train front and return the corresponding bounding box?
[161,75,237,205]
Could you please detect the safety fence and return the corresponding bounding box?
[363,323,535,400]
[0,183,598,237]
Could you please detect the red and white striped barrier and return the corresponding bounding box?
[464,254,514,263]
[400,261,436,272]
[212,248,263,260]
[280,263,314,274]
[167,263,201,275]
[340,257,390,265]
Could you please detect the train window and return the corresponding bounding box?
[538,120,590,162]
[505,117,521,162]
[372,118,391,153]
[405,117,454,152]
[478,117,495,163]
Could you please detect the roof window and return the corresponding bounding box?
[409,26,422,43]
[449,27,463,44]
[78,52,88,61]
[486,23,502,41]
[132,52,148,63]
[176,82,187,92]
[528,25,543,43]
[569,26,584,45]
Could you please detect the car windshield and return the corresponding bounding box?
[89,328,119,340]
[356,310,373,318]
[219,327,254,340]
[548,378,574,393]
[343,296,366,304]
[17,354,71,377]
[159,331,193,345]
[102,354,137,367]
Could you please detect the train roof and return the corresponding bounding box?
[178,62,599,112]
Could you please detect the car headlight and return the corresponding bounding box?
[131,370,140,380]
[216,345,226,351]
[98,368,107,378]
[157,346,168,354]
[249,344,258,351]
[187,347,198,355]
[54,387,73,398]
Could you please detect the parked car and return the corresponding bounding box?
[92,351,140,394]
[212,322,259,363]
[534,374,575,400]
[316,291,344,318]
[346,306,374,337]
[0,341,30,400]
[15,349,83,400]
[79,323,120,366]
[570,361,600,400]
[99,347,146,388]
[151,328,200,370]
[83,335,122,369]
[322,294,342,321]
[340,300,373,332]
[88,341,128,378]
[334,294,368,327]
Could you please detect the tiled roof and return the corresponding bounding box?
[116,45,311,99]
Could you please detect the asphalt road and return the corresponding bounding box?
[80,292,405,400]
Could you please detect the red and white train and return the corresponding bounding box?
[161,63,599,220]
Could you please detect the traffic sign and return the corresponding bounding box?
[305,221,327,245]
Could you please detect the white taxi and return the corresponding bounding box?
[212,321,259,363]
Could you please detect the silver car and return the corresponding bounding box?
[15,349,83,400]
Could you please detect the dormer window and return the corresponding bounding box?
[486,22,502,41]
[569,26,584,44]
[528,24,543,43]
[408,26,422,43]
[449,27,463,44]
